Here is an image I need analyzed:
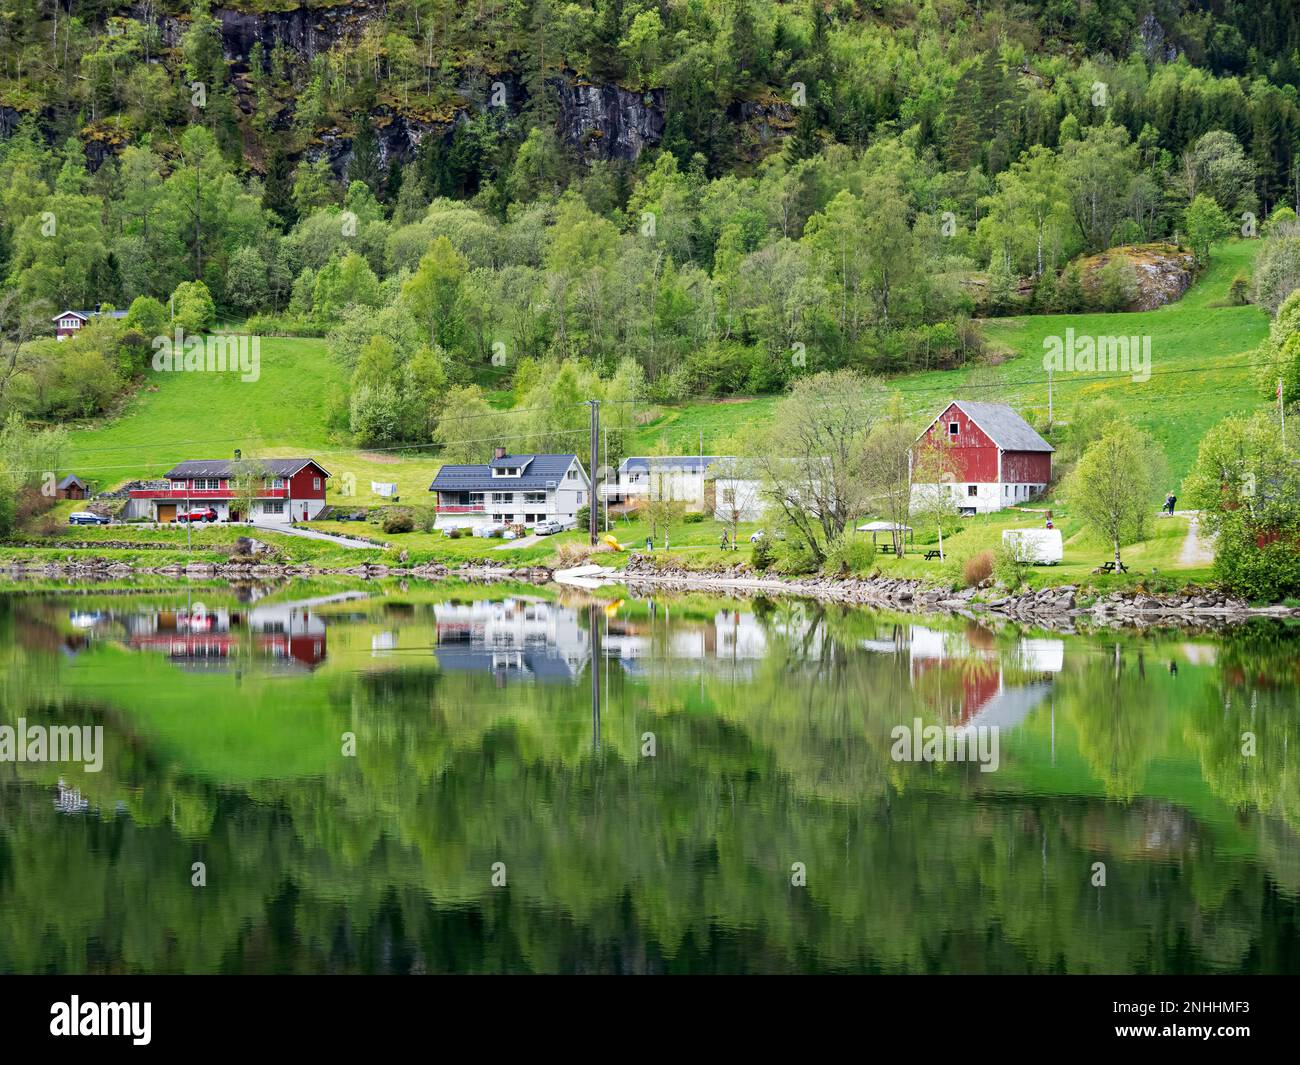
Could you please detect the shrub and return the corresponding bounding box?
[774,536,819,575]
[575,505,590,530]
[962,550,995,587]
[821,535,877,576]
[1228,273,1250,305]
[751,537,775,571]
[684,511,705,523]
[381,510,415,534]
[446,527,464,539]
[993,541,1032,587]
[1213,523,1300,600]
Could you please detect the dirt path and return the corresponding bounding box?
[1177,511,1215,567]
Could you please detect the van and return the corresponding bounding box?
[1002,528,1063,565]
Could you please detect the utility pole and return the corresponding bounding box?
[1047,366,1053,429]
[588,399,600,545]
[603,424,609,533]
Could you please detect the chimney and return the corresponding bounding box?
[494,446,506,461]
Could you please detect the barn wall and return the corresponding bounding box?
[916,403,1000,482]
[1001,451,1052,483]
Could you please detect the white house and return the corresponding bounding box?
[604,455,717,510]
[52,308,128,341]
[429,447,589,531]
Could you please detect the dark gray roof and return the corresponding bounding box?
[57,475,86,489]
[946,401,1053,452]
[163,458,330,479]
[430,454,581,491]
[620,455,720,474]
[489,454,536,470]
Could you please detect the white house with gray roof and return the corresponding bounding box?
[429,448,590,530]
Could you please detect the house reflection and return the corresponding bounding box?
[432,598,591,684]
[862,624,1064,730]
[603,608,771,677]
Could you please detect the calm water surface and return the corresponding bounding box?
[2,581,1299,974]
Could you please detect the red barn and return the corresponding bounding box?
[911,400,1053,515]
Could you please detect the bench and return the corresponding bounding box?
[879,543,895,554]
[924,549,942,561]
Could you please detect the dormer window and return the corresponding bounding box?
[492,466,520,477]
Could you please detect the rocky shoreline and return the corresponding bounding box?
[4,553,1296,631]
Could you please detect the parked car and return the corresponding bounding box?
[68,511,110,525]
[176,507,218,523]
[534,519,564,535]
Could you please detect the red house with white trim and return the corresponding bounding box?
[912,400,1053,515]
[127,458,330,524]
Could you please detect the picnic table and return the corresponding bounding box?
[1098,560,1128,574]
[924,549,942,561]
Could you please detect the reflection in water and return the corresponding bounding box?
[1,585,1299,974]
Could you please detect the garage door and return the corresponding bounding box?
[157,504,176,524]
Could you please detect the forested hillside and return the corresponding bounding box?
[4,1,1300,446]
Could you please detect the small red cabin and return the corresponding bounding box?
[912,400,1053,515]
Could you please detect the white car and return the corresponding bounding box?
[534,520,563,535]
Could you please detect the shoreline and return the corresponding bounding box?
[3,553,1296,630]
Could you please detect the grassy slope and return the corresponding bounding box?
[61,336,443,503]
[632,240,1270,488]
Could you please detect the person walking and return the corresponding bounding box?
[1165,492,1177,515]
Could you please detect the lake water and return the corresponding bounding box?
[1,580,1298,974]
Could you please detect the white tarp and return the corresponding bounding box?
[371,481,398,497]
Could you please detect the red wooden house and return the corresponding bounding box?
[912,400,1053,515]
[127,458,330,524]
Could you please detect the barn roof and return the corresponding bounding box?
[57,474,87,489]
[163,458,330,479]
[929,401,1054,452]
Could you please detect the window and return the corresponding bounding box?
[493,466,519,477]
[492,513,505,523]
[948,422,959,437]
[491,492,512,504]
[567,469,579,480]
[268,478,284,489]
[523,492,545,504]
[171,481,186,490]
[313,477,321,491]
[469,493,484,504]
[193,478,220,491]
[262,501,284,515]
[967,485,978,497]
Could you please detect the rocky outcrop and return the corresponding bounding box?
[554,79,664,162]
[1078,243,1196,311]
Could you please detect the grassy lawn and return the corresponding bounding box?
[880,507,1211,590]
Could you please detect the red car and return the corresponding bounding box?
[176,507,219,523]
